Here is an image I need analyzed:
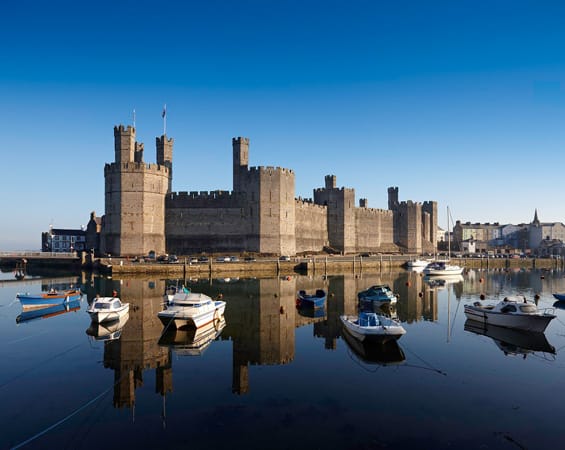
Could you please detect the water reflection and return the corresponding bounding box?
[85,312,130,341]
[464,319,556,358]
[6,269,565,448]
[158,316,226,356]
[16,299,81,323]
[342,329,406,366]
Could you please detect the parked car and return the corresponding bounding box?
[279,255,291,261]
[168,255,179,263]
[216,256,230,262]
[229,256,240,262]
[244,256,257,262]
[198,256,209,262]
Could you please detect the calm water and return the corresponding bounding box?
[2,268,565,449]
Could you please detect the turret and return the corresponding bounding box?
[388,186,399,210]
[233,137,249,192]
[114,125,135,163]
[156,135,174,193]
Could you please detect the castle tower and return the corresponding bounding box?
[388,186,399,211]
[114,125,135,163]
[156,135,174,193]
[233,137,249,193]
[314,175,356,254]
[101,125,171,257]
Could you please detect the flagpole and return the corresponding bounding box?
[133,109,136,128]
[162,104,167,136]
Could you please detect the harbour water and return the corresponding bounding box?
[2,268,565,449]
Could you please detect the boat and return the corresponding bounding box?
[405,258,432,269]
[16,288,82,309]
[342,326,406,366]
[158,294,226,329]
[552,293,565,302]
[87,296,130,323]
[296,289,326,308]
[158,316,226,356]
[424,206,464,276]
[423,261,464,276]
[167,288,214,307]
[464,319,556,357]
[16,300,81,324]
[463,296,556,332]
[357,285,397,305]
[85,312,129,341]
[340,311,406,342]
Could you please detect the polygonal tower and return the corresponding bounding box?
[101,125,172,257]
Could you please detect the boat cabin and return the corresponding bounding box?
[358,312,380,327]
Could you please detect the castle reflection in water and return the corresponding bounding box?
[82,270,453,409]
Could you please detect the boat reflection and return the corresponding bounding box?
[423,274,464,290]
[296,304,326,318]
[86,312,130,341]
[16,299,81,324]
[341,326,406,366]
[464,319,556,358]
[158,316,226,356]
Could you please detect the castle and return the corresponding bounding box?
[98,125,437,257]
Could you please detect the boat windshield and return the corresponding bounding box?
[112,300,122,309]
[94,302,111,309]
[519,304,537,313]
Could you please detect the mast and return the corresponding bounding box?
[447,206,450,258]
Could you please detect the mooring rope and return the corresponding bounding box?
[10,383,115,449]
[402,343,447,376]
[0,342,84,390]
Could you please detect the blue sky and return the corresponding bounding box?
[2,0,565,250]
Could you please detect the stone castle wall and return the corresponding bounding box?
[355,207,396,253]
[295,199,328,253]
[165,190,252,254]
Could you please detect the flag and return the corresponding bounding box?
[162,104,166,118]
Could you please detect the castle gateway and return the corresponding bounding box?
[100,125,437,257]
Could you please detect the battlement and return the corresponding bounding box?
[356,207,393,217]
[232,137,250,145]
[398,200,422,208]
[169,190,237,200]
[114,125,135,134]
[156,135,174,145]
[313,186,355,194]
[295,198,326,211]
[104,162,170,174]
[167,189,246,208]
[248,166,294,176]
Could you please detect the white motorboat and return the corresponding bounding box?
[158,294,226,329]
[87,296,130,323]
[423,261,464,276]
[340,312,406,342]
[464,296,556,332]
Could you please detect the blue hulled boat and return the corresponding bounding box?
[357,285,397,303]
[16,300,81,323]
[16,289,82,308]
[296,289,327,308]
[552,293,565,302]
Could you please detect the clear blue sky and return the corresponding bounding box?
[2,0,565,250]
